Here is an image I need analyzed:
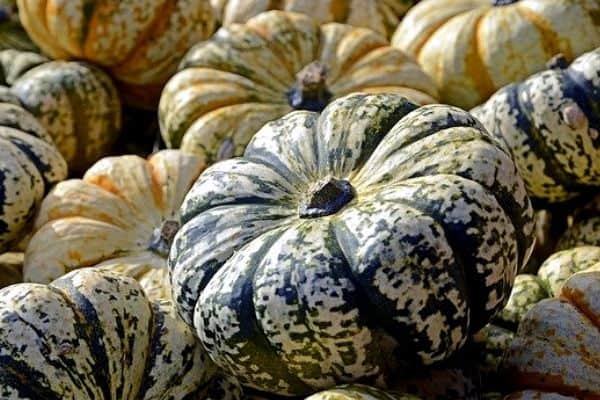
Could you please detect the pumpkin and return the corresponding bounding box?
[0,49,48,85]
[23,150,203,300]
[392,0,600,110]
[537,245,600,297]
[169,93,535,396]
[556,195,600,250]
[211,0,417,39]
[0,0,37,52]
[17,0,216,109]
[0,251,22,288]
[495,274,548,328]
[159,10,438,166]
[3,52,123,173]
[471,48,600,203]
[306,384,421,400]
[0,96,67,253]
[503,271,600,398]
[0,268,216,399]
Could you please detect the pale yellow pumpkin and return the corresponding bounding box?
[392,0,600,109]
[23,150,204,300]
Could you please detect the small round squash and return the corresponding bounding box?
[0,268,216,399]
[537,245,600,297]
[211,0,418,39]
[17,0,216,109]
[24,150,204,300]
[0,96,67,252]
[392,0,600,109]
[495,274,548,327]
[159,10,438,166]
[471,48,600,203]
[169,93,535,396]
[503,271,600,398]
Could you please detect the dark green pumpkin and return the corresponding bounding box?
[169,93,535,396]
[472,48,600,203]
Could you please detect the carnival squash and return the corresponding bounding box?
[24,150,203,300]
[503,271,600,398]
[556,195,600,250]
[0,96,67,253]
[495,274,548,328]
[169,93,535,396]
[4,53,122,173]
[306,385,421,400]
[392,0,600,109]
[472,48,600,202]
[211,0,417,39]
[17,0,216,109]
[537,245,600,297]
[159,11,438,166]
[0,268,216,399]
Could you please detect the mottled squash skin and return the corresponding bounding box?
[556,195,600,250]
[503,271,600,398]
[169,93,535,396]
[17,0,216,109]
[0,268,216,399]
[24,150,204,301]
[0,96,67,253]
[495,274,548,327]
[393,0,600,109]
[211,0,417,39]
[537,245,600,297]
[306,385,422,400]
[472,48,600,203]
[159,10,438,166]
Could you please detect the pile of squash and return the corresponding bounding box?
[0,1,599,399]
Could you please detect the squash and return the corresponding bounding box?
[471,48,600,203]
[556,195,600,250]
[0,251,22,288]
[17,0,216,109]
[159,10,438,166]
[0,96,67,253]
[495,274,548,328]
[472,324,515,380]
[537,245,600,297]
[4,52,122,173]
[211,0,417,39]
[24,150,203,300]
[0,0,37,51]
[306,385,421,400]
[392,0,600,109]
[503,271,600,398]
[169,93,535,396]
[0,268,216,399]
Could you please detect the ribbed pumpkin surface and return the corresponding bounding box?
[169,93,535,396]
[24,150,203,300]
[0,268,216,399]
[159,11,438,166]
[472,48,600,202]
[393,0,600,109]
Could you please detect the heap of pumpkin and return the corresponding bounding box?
[0,1,599,399]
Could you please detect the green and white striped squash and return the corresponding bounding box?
[0,96,67,253]
[537,245,600,297]
[5,53,122,173]
[471,48,600,203]
[169,93,536,396]
[0,268,216,399]
[306,384,421,400]
[494,274,548,328]
[159,10,438,166]
[503,271,600,398]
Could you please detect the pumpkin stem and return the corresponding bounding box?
[491,0,519,5]
[299,176,355,218]
[546,54,569,70]
[149,219,180,258]
[287,61,332,112]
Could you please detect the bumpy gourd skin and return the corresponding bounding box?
[159,10,438,167]
[169,93,535,396]
[211,0,416,39]
[0,268,216,400]
[24,150,204,301]
[393,0,600,109]
[472,48,600,203]
[0,98,67,253]
[17,0,216,108]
